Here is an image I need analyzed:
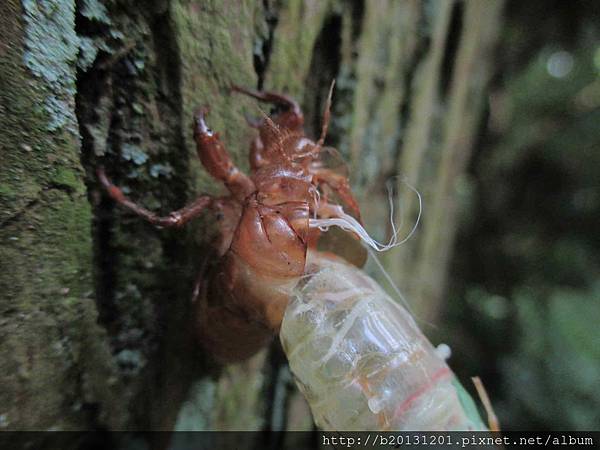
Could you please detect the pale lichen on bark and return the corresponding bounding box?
[1,0,124,432]
[21,0,80,133]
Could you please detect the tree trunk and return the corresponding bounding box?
[0,0,503,442]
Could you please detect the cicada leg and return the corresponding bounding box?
[97,167,214,228]
[232,85,306,171]
[231,85,303,130]
[193,107,256,202]
[311,168,362,221]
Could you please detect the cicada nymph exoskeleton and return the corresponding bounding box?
[98,82,492,431]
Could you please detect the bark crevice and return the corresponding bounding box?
[254,0,279,90]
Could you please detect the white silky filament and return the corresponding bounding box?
[309,178,422,252]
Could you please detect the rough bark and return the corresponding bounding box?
[0,0,503,442]
[0,0,123,431]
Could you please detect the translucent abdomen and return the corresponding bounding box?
[280,253,485,431]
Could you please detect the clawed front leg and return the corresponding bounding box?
[193,108,255,202]
[231,85,304,132]
[97,167,214,228]
[312,168,362,221]
[232,85,307,170]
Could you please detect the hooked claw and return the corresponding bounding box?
[193,106,212,137]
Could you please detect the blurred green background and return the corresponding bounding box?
[446,0,600,431]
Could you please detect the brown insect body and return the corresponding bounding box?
[98,86,360,362]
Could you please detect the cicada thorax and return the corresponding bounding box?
[99,86,367,364]
[195,162,317,363]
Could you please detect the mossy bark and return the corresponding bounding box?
[0,0,503,442]
[0,0,125,432]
